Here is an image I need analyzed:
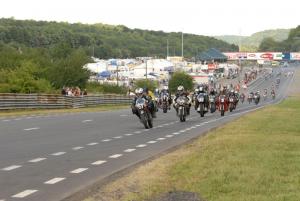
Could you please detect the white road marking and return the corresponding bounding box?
[195,124,201,127]
[28,158,47,163]
[72,146,84,150]
[124,134,133,136]
[44,177,65,184]
[191,126,196,129]
[179,130,186,133]
[109,154,123,159]
[2,119,10,122]
[165,135,174,138]
[87,142,98,146]
[1,165,22,171]
[82,119,93,123]
[0,199,5,201]
[70,168,88,174]
[102,139,112,142]
[91,160,107,165]
[134,131,141,134]
[136,144,147,148]
[24,127,40,131]
[12,190,38,198]
[173,132,180,135]
[120,114,128,117]
[26,117,33,119]
[157,125,163,128]
[124,149,136,153]
[14,118,22,121]
[147,141,157,144]
[157,138,166,140]
[51,152,66,156]
[113,136,123,139]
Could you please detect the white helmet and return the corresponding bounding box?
[136,88,143,95]
[195,88,199,92]
[155,88,159,93]
[199,86,203,91]
[163,85,168,90]
[177,85,184,91]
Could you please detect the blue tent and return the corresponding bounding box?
[98,71,111,78]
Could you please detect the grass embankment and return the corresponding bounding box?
[0,104,129,118]
[84,97,300,201]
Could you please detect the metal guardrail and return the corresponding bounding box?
[0,93,132,110]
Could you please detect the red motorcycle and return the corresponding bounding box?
[217,95,229,116]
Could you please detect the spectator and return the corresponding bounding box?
[83,89,87,95]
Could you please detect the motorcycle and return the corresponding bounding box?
[229,96,235,112]
[248,94,253,104]
[135,97,153,129]
[197,93,207,117]
[254,94,260,105]
[176,96,188,122]
[218,95,227,116]
[271,92,275,100]
[240,94,245,104]
[209,95,216,113]
[161,93,169,113]
[263,93,267,101]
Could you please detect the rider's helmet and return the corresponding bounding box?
[231,89,234,93]
[177,85,184,93]
[257,90,260,94]
[163,85,168,90]
[136,88,144,96]
[155,88,159,93]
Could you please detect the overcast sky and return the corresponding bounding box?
[1,0,299,36]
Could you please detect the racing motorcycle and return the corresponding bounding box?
[254,94,260,105]
[209,95,216,113]
[229,96,235,112]
[161,93,169,113]
[135,97,153,129]
[176,96,189,122]
[218,95,227,116]
[197,93,207,117]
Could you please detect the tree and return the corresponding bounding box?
[168,71,194,93]
[258,37,279,51]
[134,79,158,92]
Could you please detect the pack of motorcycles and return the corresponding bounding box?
[133,88,267,129]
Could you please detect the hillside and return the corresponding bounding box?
[215,29,290,51]
[0,18,238,59]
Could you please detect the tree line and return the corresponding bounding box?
[259,25,300,52]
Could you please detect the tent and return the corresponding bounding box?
[197,48,227,62]
[98,71,111,78]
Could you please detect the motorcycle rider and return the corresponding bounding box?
[271,88,276,99]
[173,85,191,115]
[131,88,148,119]
[160,85,172,107]
[143,87,157,118]
[254,90,261,102]
[193,88,200,110]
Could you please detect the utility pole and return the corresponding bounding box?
[181,32,184,58]
[167,39,169,58]
[116,63,119,86]
[145,59,148,80]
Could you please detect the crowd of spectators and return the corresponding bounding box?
[61,87,87,96]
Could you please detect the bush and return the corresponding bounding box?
[134,79,158,92]
[86,82,127,94]
[169,71,194,93]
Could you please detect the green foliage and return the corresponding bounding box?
[134,79,158,92]
[215,29,290,51]
[85,82,127,94]
[258,37,280,51]
[0,18,238,59]
[168,71,194,93]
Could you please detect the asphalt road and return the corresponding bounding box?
[0,67,296,201]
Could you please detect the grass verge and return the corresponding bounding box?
[83,97,300,201]
[0,104,129,118]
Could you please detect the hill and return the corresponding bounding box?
[214,29,290,51]
[0,18,238,59]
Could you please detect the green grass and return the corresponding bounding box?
[83,97,300,201]
[0,104,129,118]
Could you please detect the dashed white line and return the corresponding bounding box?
[91,160,107,165]
[191,126,196,129]
[1,165,22,171]
[14,118,22,121]
[102,139,112,142]
[28,158,47,163]
[179,130,186,133]
[51,152,66,156]
[82,119,93,123]
[124,134,133,136]
[136,144,147,148]
[87,142,98,146]
[44,177,65,184]
[173,132,180,135]
[70,168,88,174]
[124,149,136,153]
[165,135,174,138]
[109,154,123,159]
[113,136,123,139]
[120,114,128,117]
[26,116,33,119]
[2,119,10,122]
[134,131,141,134]
[157,138,166,141]
[147,141,157,144]
[157,125,163,128]
[24,127,40,131]
[12,190,38,198]
[72,146,84,150]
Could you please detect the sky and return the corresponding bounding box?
[1,0,299,36]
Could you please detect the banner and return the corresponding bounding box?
[290,52,300,60]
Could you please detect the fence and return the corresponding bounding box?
[0,93,132,110]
